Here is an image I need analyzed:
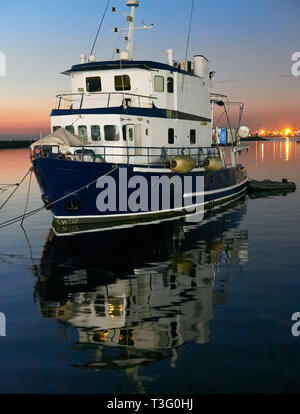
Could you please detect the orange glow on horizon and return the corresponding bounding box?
[254,126,299,137]
[0,105,51,135]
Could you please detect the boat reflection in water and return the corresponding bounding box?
[33,197,249,374]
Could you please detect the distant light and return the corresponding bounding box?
[284,128,291,136]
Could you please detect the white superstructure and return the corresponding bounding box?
[50,0,216,164]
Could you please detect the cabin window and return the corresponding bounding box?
[168,128,175,144]
[122,125,134,141]
[78,125,88,139]
[128,127,134,142]
[190,129,196,144]
[65,126,75,134]
[122,125,127,141]
[105,125,119,141]
[115,75,131,91]
[167,77,174,93]
[91,125,101,141]
[86,77,102,92]
[154,76,164,92]
[53,126,60,132]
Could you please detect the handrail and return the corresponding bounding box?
[32,144,221,169]
[55,91,157,110]
[56,91,158,100]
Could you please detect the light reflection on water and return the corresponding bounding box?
[0,140,299,394]
[34,202,248,370]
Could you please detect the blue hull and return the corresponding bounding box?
[32,158,247,223]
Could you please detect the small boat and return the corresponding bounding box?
[248,188,295,199]
[248,179,296,192]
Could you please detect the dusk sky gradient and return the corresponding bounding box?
[0,0,299,137]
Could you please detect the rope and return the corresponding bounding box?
[21,168,33,226]
[223,104,234,151]
[0,165,119,230]
[90,0,111,57]
[0,184,18,194]
[111,32,121,60]
[214,110,226,126]
[182,0,195,92]
[0,169,32,210]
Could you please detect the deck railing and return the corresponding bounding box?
[55,92,157,111]
[31,145,221,168]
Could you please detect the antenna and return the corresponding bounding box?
[112,0,154,60]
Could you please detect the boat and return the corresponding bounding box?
[30,0,249,227]
[248,179,296,192]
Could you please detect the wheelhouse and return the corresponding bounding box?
[50,59,213,163]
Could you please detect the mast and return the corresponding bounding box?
[113,0,153,61]
[126,0,139,60]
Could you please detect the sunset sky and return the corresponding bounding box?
[0,0,299,138]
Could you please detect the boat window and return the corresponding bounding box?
[65,126,75,134]
[115,75,131,91]
[122,125,127,141]
[190,129,196,144]
[167,77,174,93]
[154,76,164,92]
[168,128,175,144]
[105,125,120,141]
[91,125,101,141]
[78,125,88,139]
[128,127,134,142]
[86,77,102,92]
[53,126,60,132]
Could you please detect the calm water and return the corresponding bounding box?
[0,140,299,394]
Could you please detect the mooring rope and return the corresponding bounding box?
[0,169,32,210]
[0,184,19,188]
[0,183,21,194]
[0,165,119,230]
[21,168,33,226]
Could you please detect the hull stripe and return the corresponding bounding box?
[51,106,211,123]
[184,179,248,197]
[133,167,206,173]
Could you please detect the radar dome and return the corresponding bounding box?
[120,50,131,61]
[127,0,139,6]
[238,126,250,138]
